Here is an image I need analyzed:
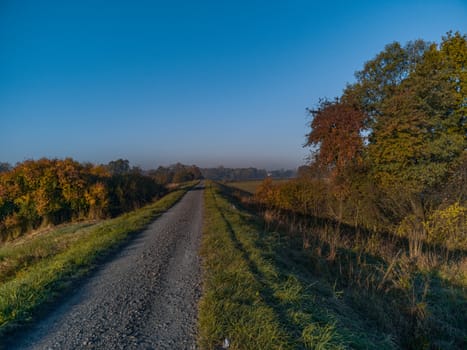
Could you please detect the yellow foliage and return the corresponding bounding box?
[425,202,467,249]
[85,182,109,219]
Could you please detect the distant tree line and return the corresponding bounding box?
[148,164,296,182]
[148,163,203,184]
[268,169,296,179]
[200,166,295,181]
[0,156,297,241]
[0,158,167,241]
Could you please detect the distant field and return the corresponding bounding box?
[227,179,291,194]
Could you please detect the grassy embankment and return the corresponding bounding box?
[0,182,195,339]
[199,181,393,350]
[201,180,466,349]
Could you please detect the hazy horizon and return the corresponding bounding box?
[0,149,303,171]
[1,155,301,172]
[1,1,466,169]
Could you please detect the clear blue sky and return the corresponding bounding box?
[1,0,466,170]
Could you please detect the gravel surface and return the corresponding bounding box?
[11,185,204,350]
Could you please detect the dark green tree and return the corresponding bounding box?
[365,32,467,255]
[106,159,131,175]
[369,32,466,195]
[344,39,431,129]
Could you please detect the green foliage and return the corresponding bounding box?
[337,32,467,207]
[369,33,467,194]
[345,39,431,120]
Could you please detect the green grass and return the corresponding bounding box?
[0,222,98,284]
[199,181,394,349]
[0,183,195,339]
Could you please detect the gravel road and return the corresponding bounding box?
[10,184,204,350]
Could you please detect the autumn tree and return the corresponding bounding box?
[56,158,88,219]
[305,99,366,176]
[85,182,108,219]
[303,32,466,240]
[305,99,366,224]
[0,158,165,240]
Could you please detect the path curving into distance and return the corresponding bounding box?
[10,184,204,350]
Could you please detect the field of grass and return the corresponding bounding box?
[227,179,291,194]
[0,182,195,339]
[199,181,393,349]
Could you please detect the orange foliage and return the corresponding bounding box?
[305,100,365,178]
[0,158,165,241]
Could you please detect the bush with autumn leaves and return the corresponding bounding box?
[0,158,166,241]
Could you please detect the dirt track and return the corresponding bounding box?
[10,184,204,350]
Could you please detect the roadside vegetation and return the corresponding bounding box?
[201,181,465,349]
[201,32,466,349]
[0,183,194,339]
[0,158,162,241]
[199,181,394,349]
[0,158,203,242]
[225,179,466,349]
